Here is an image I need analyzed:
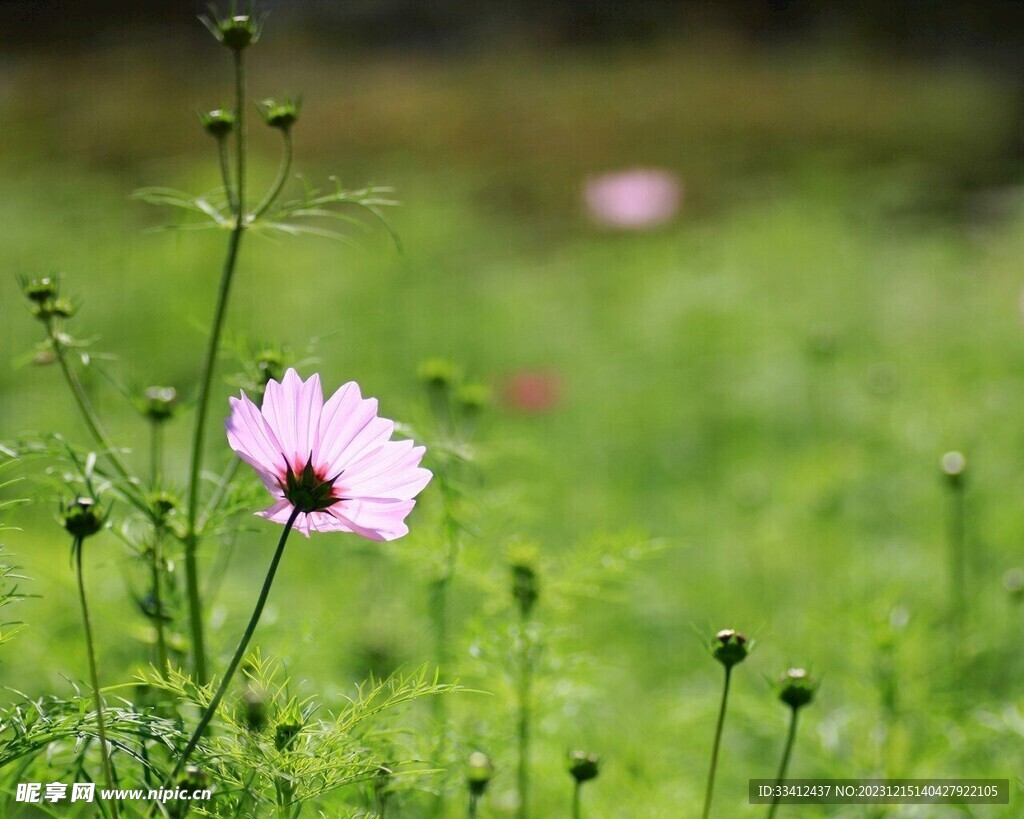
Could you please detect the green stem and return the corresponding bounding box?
[766,708,800,819]
[516,608,533,819]
[169,507,299,782]
[150,527,170,677]
[948,479,966,646]
[468,793,479,819]
[74,537,121,819]
[701,666,732,819]
[46,320,132,484]
[150,421,163,485]
[218,137,236,213]
[253,130,293,220]
[183,47,248,685]
[572,781,581,819]
[431,482,459,818]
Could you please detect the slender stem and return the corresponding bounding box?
[46,320,132,483]
[516,608,533,819]
[431,481,459,818]
[253,130,293,220]
[468,793,480,819]
[150,527,170,677]
[701,666,732,819]
[183,47,248,685]
[198,456,241,534]
[948,479,966,649]
[169,507,299,783]
[767,708,800,819]
[572,781,581,819]
[74,537,121,819]
[218,137,236,213]
[150,421,163,485]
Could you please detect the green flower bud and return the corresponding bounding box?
[144,386,178,423]
[199,108,235,139]
[274,717,303,751]
[23,276,58,304]
[466,751,494,796]
[778,667,817,710]
[62,497,105,540]
[255,348,285,386]
[511,562,539,617]
[202,10,261,51]
[259,97,301,131]
[241,686,268,732]
[458,383,491,416]
[418,358,462,392]
[148,490,178,521]
[48,297,76,319]
[941,451,966,487]
[568,751,600,784]
[712,628,748,669]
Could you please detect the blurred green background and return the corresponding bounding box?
[2,3,1024,816]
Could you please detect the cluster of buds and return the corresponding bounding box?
[712,628,748,669]
[777,667,817,710]
[20,275,76,322]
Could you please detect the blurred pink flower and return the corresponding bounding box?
[502,370,562,414]
[584,168,682,229]
[226,368,431,540]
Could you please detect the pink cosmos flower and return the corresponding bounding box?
[583,168,682,229]
[225,368,431,540]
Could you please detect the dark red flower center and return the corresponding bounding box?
[279,454,343,514]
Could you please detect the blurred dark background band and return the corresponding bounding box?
[3,0,1024,67]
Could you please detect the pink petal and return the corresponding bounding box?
[316,382,394,473]
[261,369,323,467]
[342,441,432,500]
[226,393,287,475]
[335,498,417,541]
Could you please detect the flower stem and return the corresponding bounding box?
[150,421,163,485]
[516,606,533,819]
[431,481,459,818]
[170,507,299,782]
[766,707,800,819]
[701,665,732,819]
[253,130,293,220]
[183,47,248,685]
[150,526,170,677]
[46,319,132,484]
[947,476,966,656]
[572,781,581,819]
[468,793,478,819]
[218,137,236,213]
[74,537,120,819]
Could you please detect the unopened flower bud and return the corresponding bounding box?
[712,629,748,669]
[941,451,966,487]
[274,718,303,751]
[199,108,235,139]
[181,765,209,791]
[48,297,76,319]
[202,11,261,51]
[62,497,105,540]
[568,751,600,784]
[511,562,539,616]
[458,383,491,416]
[256,349,285,386]
[241,686,268,732]
[466,751,494,796]
[259,97,301,131]
[144,386,178,423]
[778,667,817,710]
[149,490,178,520]
[23,276,58,304]
[418,358,462,392]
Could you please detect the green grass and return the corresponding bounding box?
[1,30,1024,817]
